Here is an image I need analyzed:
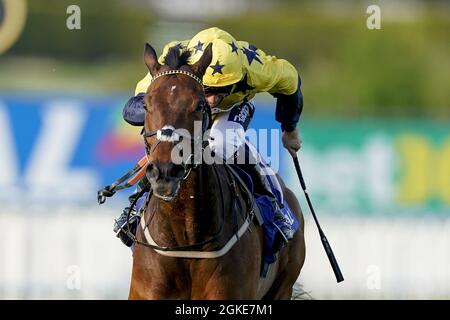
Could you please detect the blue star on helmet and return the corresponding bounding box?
[209,60,225,75]
[249,44,258,51]
[241,46,262,65]
[229,42,239,54]
[193,41,204,53]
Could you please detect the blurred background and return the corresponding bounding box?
[0,0,449,299]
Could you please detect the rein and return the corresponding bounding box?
[100,69,257,258]
[128,163,257,258]
[97,156,148,204]
[97,70,204,204]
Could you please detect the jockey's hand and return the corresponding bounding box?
[282,128,302,157]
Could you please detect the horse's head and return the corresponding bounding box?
[142,43,212,201]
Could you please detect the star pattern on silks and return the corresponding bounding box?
[249,44,258,51]
[233,74,254,94]
[193,41,204,53]
[241,46,262,65]
[209,60,225,75]
[229,42,239,54]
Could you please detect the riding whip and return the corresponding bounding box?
[292,155,344,283]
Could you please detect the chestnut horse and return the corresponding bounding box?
[128,43,306,299]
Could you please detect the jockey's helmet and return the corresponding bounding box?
[187,27,244,88]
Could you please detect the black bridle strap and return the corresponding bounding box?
[143,126,197,141]
[130,68,228,253]
[141,105,210,176]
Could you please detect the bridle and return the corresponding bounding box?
[123,69,257,258]
[141,69,211,181]
[126,69,230,253]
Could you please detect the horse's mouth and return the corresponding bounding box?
[154,193,176,201]
[153,183,180,202]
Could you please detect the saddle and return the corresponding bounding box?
[226,164,300,266]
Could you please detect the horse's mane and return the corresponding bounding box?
[164,45,191,70]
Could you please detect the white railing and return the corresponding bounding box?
[0,207,449,299]
[300,215,450,299]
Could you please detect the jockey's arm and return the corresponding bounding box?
[273,75,303,133]
[239,42,303,134]
[261,57,303,133]
[272,74,304,157]
[255,54,304,155]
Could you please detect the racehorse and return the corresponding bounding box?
[128,43,306,299]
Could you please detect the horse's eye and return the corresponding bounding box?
[142,96,151,111]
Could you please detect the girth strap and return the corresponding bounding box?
[137,164,262,258]
[140,212,252,259]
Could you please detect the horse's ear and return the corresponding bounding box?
[190,43,212,77]
[144,43,161,76]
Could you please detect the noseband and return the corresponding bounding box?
[142,69,211,180]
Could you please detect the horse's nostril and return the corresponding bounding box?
[147,162,160,180]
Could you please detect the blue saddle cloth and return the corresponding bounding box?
[134,166,300,265]
[229,165,300,265]
[136,195,147,215]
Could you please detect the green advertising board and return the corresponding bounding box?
[283,119,450,217]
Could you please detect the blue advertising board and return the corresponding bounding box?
[2,93,448,216]
[0,93,283,205]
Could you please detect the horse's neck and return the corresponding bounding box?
[150,164,225,248]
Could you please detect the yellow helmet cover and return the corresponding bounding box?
[187,27,244,87]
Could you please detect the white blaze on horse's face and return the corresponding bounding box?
[170,85,177,95]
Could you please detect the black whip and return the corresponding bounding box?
[292,155,344,283]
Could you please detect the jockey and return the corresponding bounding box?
[114,27,304,247]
